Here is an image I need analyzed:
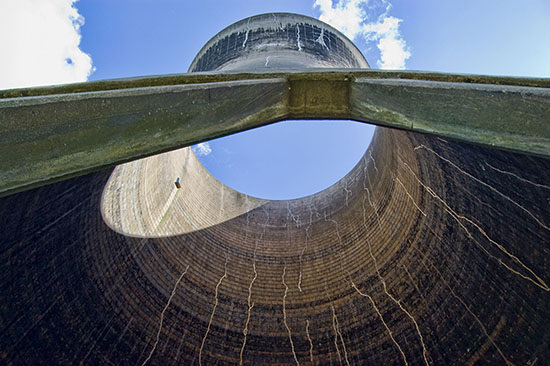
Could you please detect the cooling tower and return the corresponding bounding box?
[1,13,549,365]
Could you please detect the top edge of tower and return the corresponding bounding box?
[188,12,370,72]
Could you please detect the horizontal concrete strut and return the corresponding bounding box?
[1,69,549,196]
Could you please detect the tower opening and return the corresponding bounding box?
[193,120,375,200]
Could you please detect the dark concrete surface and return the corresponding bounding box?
[1,128,549,365]
[1,13,549,365]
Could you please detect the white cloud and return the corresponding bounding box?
[193,142,212,157]
[314,0,411,69]
[363,16,411,69]
[0,0,94,90]
[315,0,366,40]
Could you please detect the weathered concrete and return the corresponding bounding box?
[351,78,550,156]
[0,79,288,196]
[0,12,549,366]
[2,70,549,197]
[2,127,549,366]
[1,15,549,197]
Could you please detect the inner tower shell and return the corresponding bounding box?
[1,12,549,366]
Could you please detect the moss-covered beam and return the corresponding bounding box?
[0,69,548,197]
[0,78,287,196]
[350,78,550,157]
[2,69,549,99]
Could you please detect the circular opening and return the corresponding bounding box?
[193,120,375,200]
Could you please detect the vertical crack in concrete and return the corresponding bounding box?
[296,24,303,51]
[369,151,379,174]
[416,247,512,366]
[399,157,549,291]
[330,304,343,366]
[242,18,250,48]
[395,177,427,217]
[306,319,313,363]
[142,264,189,366]
[323,212,357,366]
[351,281,409,366]
[199,255,228,366]
[331,304,350,366]
[364,159,430,366]
[282,265,300,366]
[316,28,329,50]
[240,206,268,365]
[344,183,352,207]
[298,209,313,292]
[272,13,283,30]
[287,202,301,228]
[415,144,550,231]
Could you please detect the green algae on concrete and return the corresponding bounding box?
[0,70,549,197]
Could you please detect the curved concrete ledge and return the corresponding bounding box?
[102,147,266,237]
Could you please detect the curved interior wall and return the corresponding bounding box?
[2,127,550,365]
[1,13,550,366]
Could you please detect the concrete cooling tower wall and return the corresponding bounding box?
[1,13,549,366]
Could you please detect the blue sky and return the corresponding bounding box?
[1,0,549,199]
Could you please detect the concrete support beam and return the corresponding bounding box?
[1,69,549,196]
[350,78,550,157]
[0,78,287,196]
